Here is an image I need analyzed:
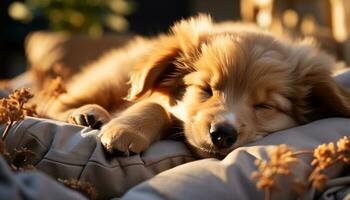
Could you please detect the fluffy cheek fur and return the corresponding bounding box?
[250,106,297,140]
[181,85,298,158]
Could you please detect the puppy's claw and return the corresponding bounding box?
[91,121,103,129]
[85,114,96,126]
[70,114,100,128]
[78,114,89,126]
[84,114,103,129]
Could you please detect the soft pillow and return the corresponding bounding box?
[121,118,350,200]
[3,117,195,199]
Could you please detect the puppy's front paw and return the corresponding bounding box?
[68,104,111,129]
[99,121,150,155]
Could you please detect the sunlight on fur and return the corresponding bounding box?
[38,14,350,158]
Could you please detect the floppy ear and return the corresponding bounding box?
[305,74,350,120]
[293,42,350,121]
[126,36,182,100]
[126,14,213,100]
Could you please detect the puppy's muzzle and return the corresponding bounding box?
[209,123,237,149]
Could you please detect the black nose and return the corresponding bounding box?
[209,123,237,149]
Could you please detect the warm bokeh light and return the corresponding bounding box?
[301,15,316,35]
[257,10,272,28]
[106,15,129,33]
[109,0,135,15]
[8,2,32,23]
[283,9,299,29]
[68,11,85,28]
[254,0,273,7]
[88,25,103,37]
[330,0,348,42]
[7,0,135,36]
[240,0,350,52]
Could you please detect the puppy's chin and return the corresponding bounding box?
[186,143,228,159]
[183,123,234,159]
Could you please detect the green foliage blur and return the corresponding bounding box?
[8,0,136,36]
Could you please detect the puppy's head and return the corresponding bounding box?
[128,15,350,158]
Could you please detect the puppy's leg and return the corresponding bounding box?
[99,101,171,154]
[46,76,128,128]
[47,85,127,128]
[45,61,129,127]
[44,38,154,127]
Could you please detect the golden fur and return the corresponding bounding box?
[45,15,350,158]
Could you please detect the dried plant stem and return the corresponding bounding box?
[292,151,313,156]
[19,102,24,110]
[252,137,350,197]
[37,76,66,117]
[313,157,341,173]
[330,157,341,166]
[1,121,13,140]
[2,101,24,140]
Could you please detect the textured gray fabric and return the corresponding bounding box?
[318,176,350,200]
[121,118,350,200]
[0,156,87,200]
[335,70,350,88]
[1,70,350,199]
[3,117,195,199]
[4,117,350,199]
[0,90,9,98]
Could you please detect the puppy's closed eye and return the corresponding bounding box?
[254,103,274,110]
[201,85,213,96]
[191,84,213,97]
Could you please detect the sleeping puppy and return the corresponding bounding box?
[46,14,350,158]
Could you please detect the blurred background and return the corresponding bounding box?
[1,0,350,80]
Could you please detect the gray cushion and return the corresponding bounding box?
[3,117,194,199]
[0,156,87,200]
[121,118,350,200]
